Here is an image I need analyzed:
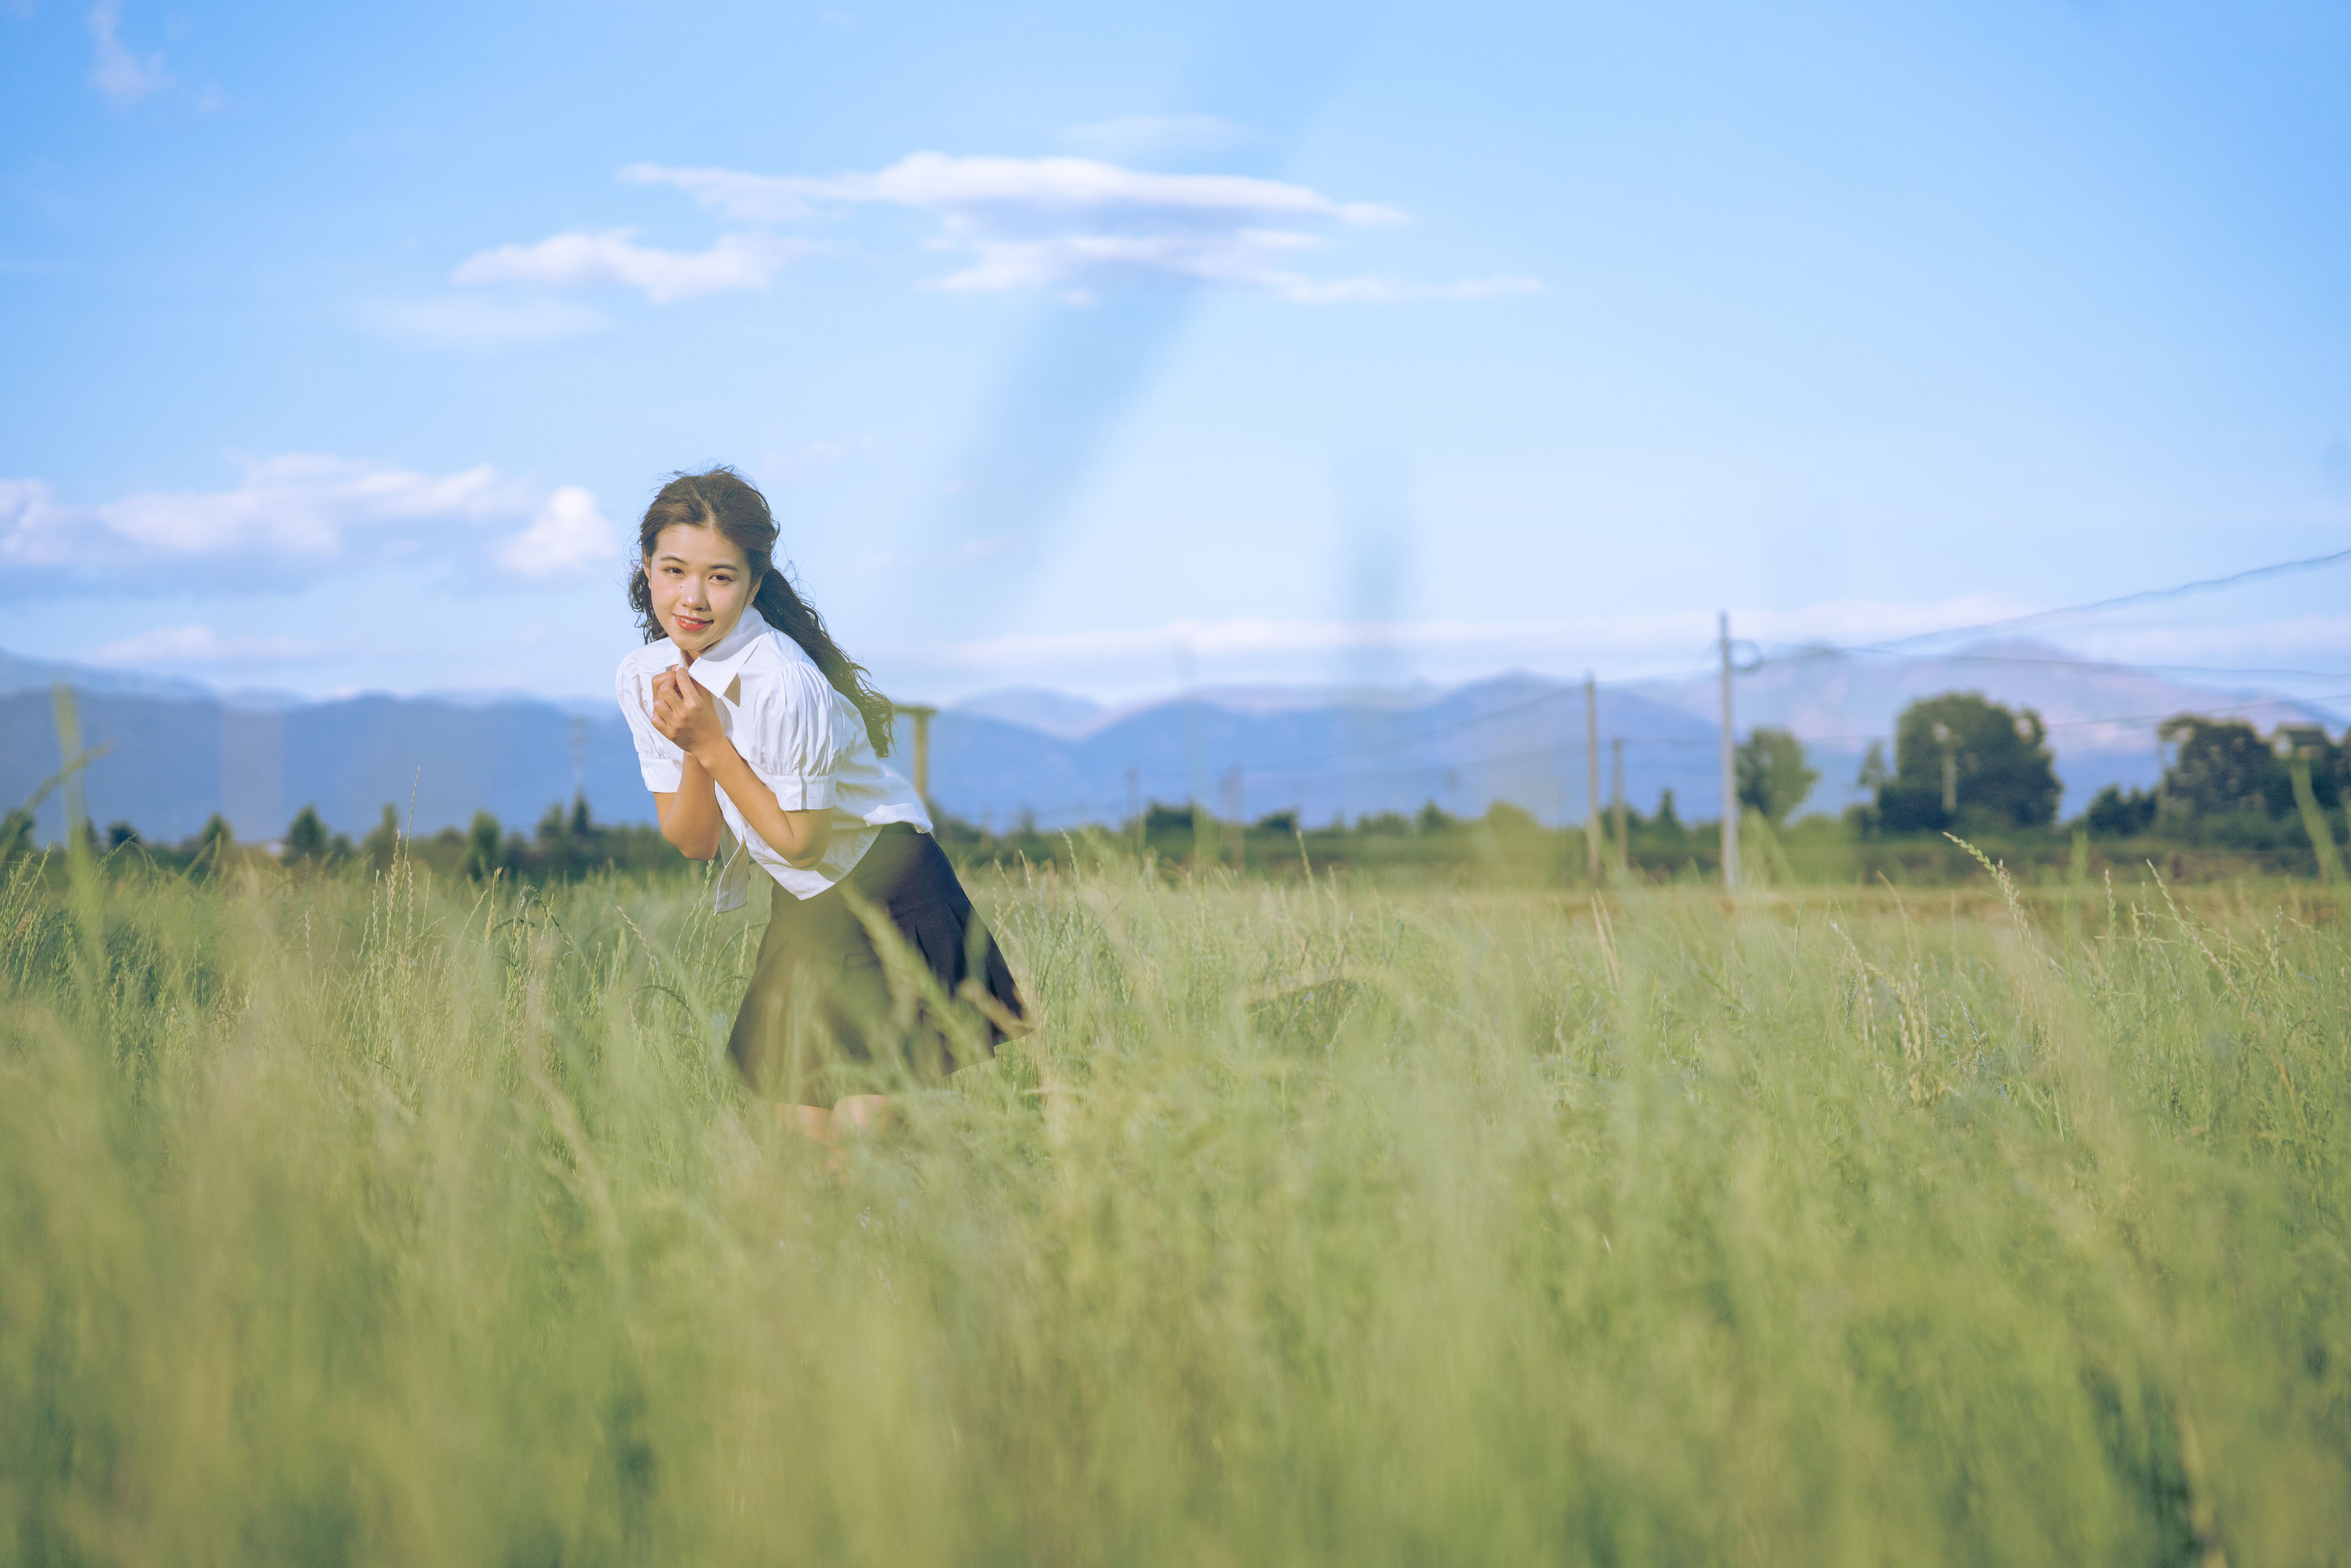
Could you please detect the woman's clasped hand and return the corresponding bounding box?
[649,665,723,758]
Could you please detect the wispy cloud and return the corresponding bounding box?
[79,624,346,668]
[2067,616,2351,672]
[451,229,815,304]
[358,293,606,348]
[456,154,1532,305]
[87,0,168,106]
[0,456,614,593]
[623,153,1401,226]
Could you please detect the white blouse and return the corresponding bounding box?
[615,617,931,909]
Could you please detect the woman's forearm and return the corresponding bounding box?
[657,757,724,859]
[694,736,834,868]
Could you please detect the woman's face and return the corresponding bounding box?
[645,523,756,657]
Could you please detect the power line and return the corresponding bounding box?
[1755,543,2351,666]
[1833,651,2351,682]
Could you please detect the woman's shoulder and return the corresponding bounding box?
[740,630,860,732]
[615,638,678,690]
[741,625,825,689]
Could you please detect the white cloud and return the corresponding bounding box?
[0,456,611,593]
[454,152,1535,306]
[1057,114,1254,163]
[600,153,1532,303]
[496,486,617,578]
[451,229,814,304]
[622,153,1401,227]
[80,625,340,668]
[87,1,168,105]
[358,293,606,348]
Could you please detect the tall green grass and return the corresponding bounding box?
[2,847,2344,1565]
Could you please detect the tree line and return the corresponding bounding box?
[1,797,676,883]
[1728,691,2350,853]
[9,689,2344,885]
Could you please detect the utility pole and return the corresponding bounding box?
[1225,765,1246,872]
[896,704,936,799]
[1611,736,1628,870]
[1584,671,1602,879]
[570,715,587,805]
[1719,612,1739,891]
[1932,722,1957,816]
[51,684,89,853]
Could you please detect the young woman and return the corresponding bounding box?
[616,467,1025,1139]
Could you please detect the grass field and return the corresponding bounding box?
[3,845,2346,1565]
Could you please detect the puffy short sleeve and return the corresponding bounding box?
[737,658,855,811]
[615,656,684,792]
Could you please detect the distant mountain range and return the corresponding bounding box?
[3,641,2340,846]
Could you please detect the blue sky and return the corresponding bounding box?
[4,0,2349,707]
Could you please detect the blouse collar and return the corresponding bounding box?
[684,616,768,697]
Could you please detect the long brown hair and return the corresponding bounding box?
[628,467,895,757]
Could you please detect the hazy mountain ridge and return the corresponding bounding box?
[5,643,2339,845]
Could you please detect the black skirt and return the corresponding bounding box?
[727,823,1025,1107]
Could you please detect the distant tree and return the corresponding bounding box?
[1735,728,1820,828]
[2272,725,2347,812]
[1142,803,1196,837]
[2083,785,2158,839]
[1652,789,1686,840]
[361,805,401,872]
[106,821,142,851]
[461,810,507,880]
[1850,742,1891,836]
[1857,741,1891,796]
[184,815,234,876]
[1251,810,1299,836]
[536,801,577,879]
[2158,717,2293,821]
[1356,811,1413,836]
[1482,800,1538,834]
[1879,693,2061,833]
[283,804,331,865]
[1417,800,1455,833]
